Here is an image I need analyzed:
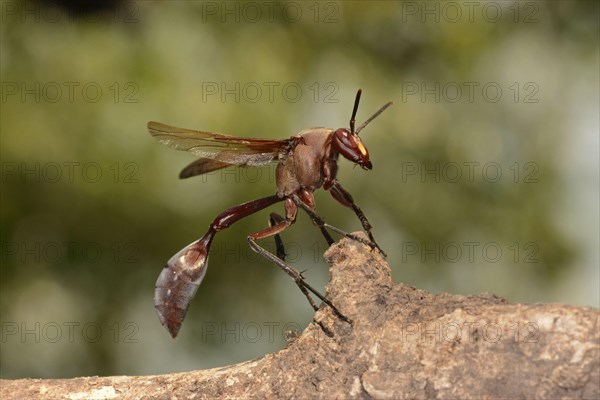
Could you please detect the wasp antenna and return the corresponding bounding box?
[355,101,393,135]
[350,89,362,134]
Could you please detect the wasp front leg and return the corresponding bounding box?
[325,180,386,257]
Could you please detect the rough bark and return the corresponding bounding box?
[1,233,599,399]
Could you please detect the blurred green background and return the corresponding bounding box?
[1,1,598,378]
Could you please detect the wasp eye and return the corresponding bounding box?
[336,129,355,148]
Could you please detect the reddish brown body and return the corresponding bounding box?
[150,90,392,338]
[276,128,336,196]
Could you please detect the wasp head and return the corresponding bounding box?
[332,128,372,170]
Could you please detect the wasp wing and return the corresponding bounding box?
[179,158,232,179]
[148,121,292,178]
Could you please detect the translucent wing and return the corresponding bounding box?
[178,158,233,179]
[148,121,291,170]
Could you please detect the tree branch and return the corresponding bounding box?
[2,233,599,399]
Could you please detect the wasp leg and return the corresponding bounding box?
[269,212,287,261]
[326,181,386,257]
[248,198,351,325]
